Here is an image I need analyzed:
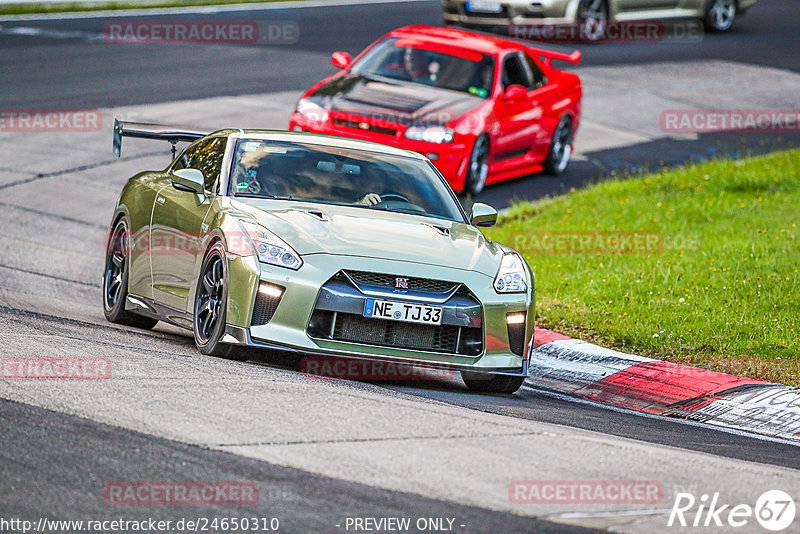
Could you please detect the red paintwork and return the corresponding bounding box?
[288,25,582,192]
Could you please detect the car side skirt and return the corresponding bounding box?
[125,294,193,330]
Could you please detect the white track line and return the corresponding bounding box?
[547,509,674,519]
[0,0,431,22]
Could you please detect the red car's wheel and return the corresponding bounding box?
[544,116,573,175]
[464,134,490,196]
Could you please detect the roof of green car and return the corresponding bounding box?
[221,129,428,161]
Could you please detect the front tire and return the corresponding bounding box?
[704,0,736,32]
[102,218,159,329]
[461,371,525,394]
[463,134,490,196]
[544,115,573,175]
[193,243,246,361]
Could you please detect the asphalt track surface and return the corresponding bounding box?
[1,0,798,210]
[1,0,799,109]
[1,0,800,531]
[1,397,590,533]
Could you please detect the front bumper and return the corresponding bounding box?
[442,0,573,27]
[224,324,530,377]
[223,252,534,375]
[289,113,471,191]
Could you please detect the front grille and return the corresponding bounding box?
[333,118,397,137]
[251,289,282,326]
[308,310,483,356]
[345,270,459,294]
[336,313,458,351]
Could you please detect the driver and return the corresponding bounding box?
[355,193,381,206]
[403,47,436,84]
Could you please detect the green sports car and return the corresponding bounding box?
[104,120,534,393]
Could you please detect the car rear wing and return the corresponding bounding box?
[530,48,582,67]
[113,118,209,158]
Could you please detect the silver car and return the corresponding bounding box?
[442,0,756,36]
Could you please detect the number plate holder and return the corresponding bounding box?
[465,1,503,14]
[363,298,443,326]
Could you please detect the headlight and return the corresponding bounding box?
[240,221,303,270]
[296,98,328,123]
[404,126,454,143]
[494,253,527,293]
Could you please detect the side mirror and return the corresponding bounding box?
[500,84,527,101]
[471,203,497,227]
[331,51,352,70]
[172,168,204,194]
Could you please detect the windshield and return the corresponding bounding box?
[351,37,495,98]
[229,139,466,223]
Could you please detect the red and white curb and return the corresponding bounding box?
[526,328,800,442]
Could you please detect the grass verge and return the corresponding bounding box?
[486,149,800,386]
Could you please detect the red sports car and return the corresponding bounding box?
[289,25,582,195]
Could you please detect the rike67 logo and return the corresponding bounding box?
[669,490,796,531]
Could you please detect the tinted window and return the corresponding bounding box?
[523,52,547,89]
[229,139,465,223]
[173,137,227,193]
[502,54,532,90]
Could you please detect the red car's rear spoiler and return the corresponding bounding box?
[531,48,582,66]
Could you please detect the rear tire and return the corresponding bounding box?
[461,371,525,394]
[544,116,573,175]
[704,0,736,32]
[102,218,159,329]
[193,243,246,361]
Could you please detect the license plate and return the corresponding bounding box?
[465,1,503,13]
[363,298,442,326]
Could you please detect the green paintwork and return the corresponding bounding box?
[110,130,535,372]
